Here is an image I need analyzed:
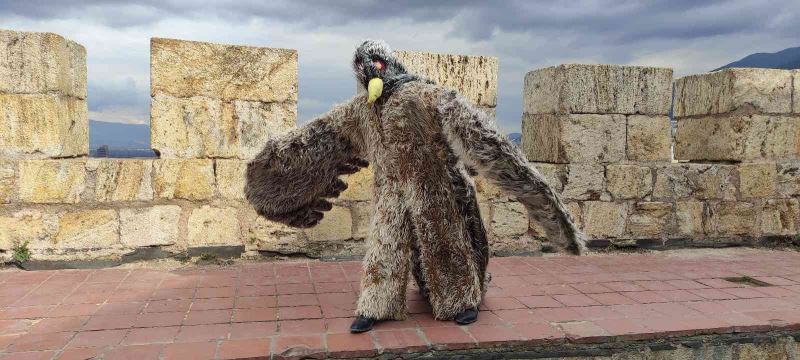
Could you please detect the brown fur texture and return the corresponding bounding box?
[246,78,584,321]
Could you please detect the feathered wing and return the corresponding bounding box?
[245,97,368,228]
[434,87,587,254]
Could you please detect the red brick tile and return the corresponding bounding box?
[373,329,428,352]
[754,286,798,298]
[641,316,698,337]
[466,325,523,346]
[623,291,669,304]
[665,279,708,290]
[103,344,164,360]
[134,312,185,328]
[570,283,613,294]
[56,347,103,360]
[4,350,58,360]
[82,314,137,331]
[511,322,564,343]
[192,297,234,310]
[276,283,315,295]
[697,278,742,288]
[314,282,352,294]
[324,318,355,333]
[48,304,101,318]
[279,319,325,335]
[68,329,127,348]
[320,304,355,319]
[232,308,276,322]
[409,313,450,328]
[594,318,654,340]
[571,306,622,320]
[183,309,232,325]
[373,318,419,330]
[326,332,377,357]
[162,341,217,360]
[195,287,235,299]
[122,326,179,345]
[587,292,636,305]
[278,306,322,320]
[538,284,580,295]
[96,302,145,316]
[559,321,610,343]
[144,299,191,313]
[28,317,86,334]
[272,334,325,358]
[531,307,582,322]
[753,276,796,286]
[553,294,600,307]
[492,309,539,324]
[174,324,230,342]
[151,288,195,300]
[689,288,738,300]
[517,295,563,308]
[654,290,704,302]
[277,294,318,307]
[218,338,271,359]
[10,332,74,352]
[422,326,476,350]
[602,282,646,292]
[235,295,276,308]
[238,285,276,296]
[229,321,277,339]
[720,287,770,299]
[633,281,676,291]
[0,334,21,351]
[478,297,525,310]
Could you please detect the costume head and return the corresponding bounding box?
[352,40,408,104]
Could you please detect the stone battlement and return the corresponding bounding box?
[0,28,797,263]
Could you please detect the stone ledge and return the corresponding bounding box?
[522,113,626,164]
[675,114,800,161]
[675,68,793,117]
[395,50,498,107]
[0,94,88,159]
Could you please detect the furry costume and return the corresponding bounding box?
[245,40,585,321]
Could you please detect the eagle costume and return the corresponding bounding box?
[245,40,585,332]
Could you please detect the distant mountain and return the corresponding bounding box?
[714,46,800,71]
[508,132,522,145]
[89,120,150,149]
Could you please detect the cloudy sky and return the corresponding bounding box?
[2,0,798,133]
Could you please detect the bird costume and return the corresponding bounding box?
[245,40,585,331]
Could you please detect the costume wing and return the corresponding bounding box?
[245,97,367,228]
[433,87,587,254]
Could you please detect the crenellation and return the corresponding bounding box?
[674,68,793,117]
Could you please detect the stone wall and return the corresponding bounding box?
[522,65,799,250]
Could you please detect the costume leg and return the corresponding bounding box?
[355,192,414,320]
[410,237,429,299]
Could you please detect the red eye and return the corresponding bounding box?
[373,60,385,70]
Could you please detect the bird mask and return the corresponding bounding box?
[352,40,408,104]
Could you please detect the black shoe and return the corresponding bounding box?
[454,308,479,325]
[350,316,376,333]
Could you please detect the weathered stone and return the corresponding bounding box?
[475,176,505,202]
[18,160,86,203]
[777,162,800,197]
[350,202,373,239]
[186,206,240,246]
[479,201,492,230]
[151,38,297,102]
[706,202,757,236]
[675,115,800,161]
[394,50,497,107]
[738,162,777,198]
[758,199,799,236]
[531,163,567,193]
[627,202,672,238]
[491,201,528,237]
[245,214,301,253]
[54,209,120,249]
[606,165,652,200]
[675,201,704,237]
[304,206,352,242]
[522,114,626,163]
[626,115,672,161]
[120,206,181,247]
[0,95,88,159]
[150,94,236,158]
[582,201,627,238]
[234,100,296,159]
[0,161,15,203]
[93,159,153,202]
[562,164,606,201]
[0,30,86,98]
[674,68,793,117]
[153,159,215,200]
[794,70,800,114]
[0,210,55,250]
[653,164,736,200]
[340,167,374,201]
[215,159,247,200]
[523,64,672,115]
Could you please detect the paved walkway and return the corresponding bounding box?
[0,249,798,359]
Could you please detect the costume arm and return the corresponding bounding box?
[435,89,587,254]
[245,97,367,228]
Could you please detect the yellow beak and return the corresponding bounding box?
[367,78,383,104]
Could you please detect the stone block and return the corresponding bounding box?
[151,37,297,102]
[0,161,15,203]
[153,159,215,200]
[738,162,777,198]
[562,164,606,201]
[351,202,373,239]
[340,166,374,201]
[607,165,652,200]
[653,164,736,200]
[706,202,756,236]
[18,160,86,203]
[216,159,247,200]
[674,68,793,117]
[582,201,627,238]
[304,206,353,242]
[531,163,567,193]
[675,115,800,161]
[522,113,626,163]
[626,115,672,161]
[234,100,296,159]
[245,212,301,253]
[491,201,528,238]
[92,159,153,202]
[758,199,799,236]
[0,30,86,98]
[120,206,182,247]
[777,162,800,197]
[794,70,800,114]
[0,94,88,159]
[626,202,672,238]
[186,206,240,246]
[395,50,497,107]
[0,210,56,250]
[54,209,120,249]
[675,201,704,237]
[523,64,672,115]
